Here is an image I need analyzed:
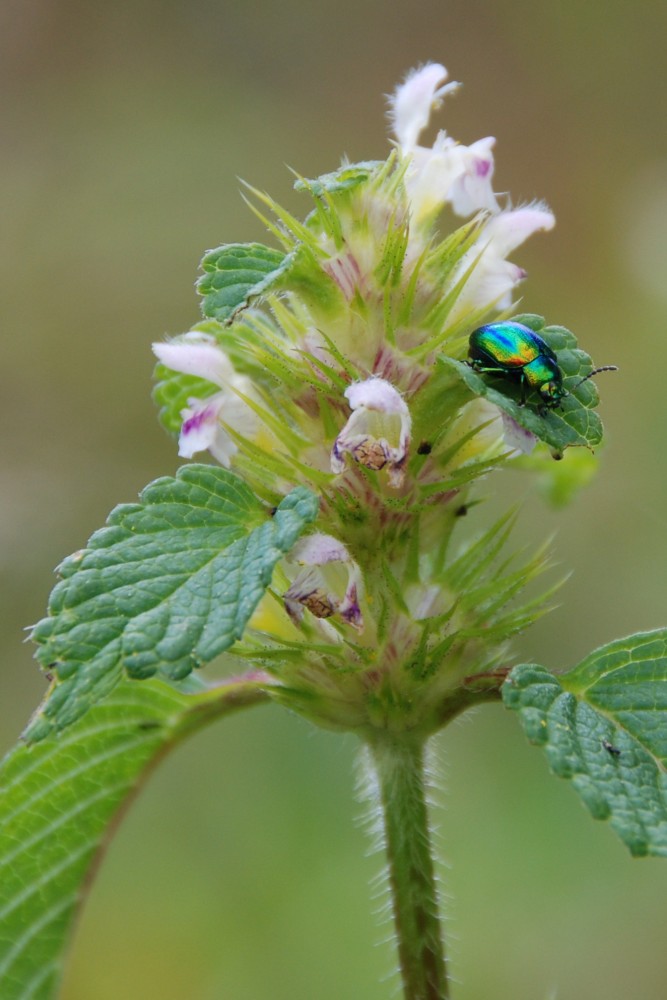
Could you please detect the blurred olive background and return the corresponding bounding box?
[2,1,667,997]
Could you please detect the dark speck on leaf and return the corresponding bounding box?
[602,738,622,757]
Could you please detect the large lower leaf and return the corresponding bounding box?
[28,465,318,739]
[503,628,667,856]
[0,674,270,1000]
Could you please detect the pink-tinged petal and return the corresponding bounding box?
[156,340,261,469]
[453,204,554,313]
[290,533,352,566]
[404,133,499,223]
[500,412,537,456]
[178,394,238,467]
[207,433,239,469]
[283,596,305,626]
[447,136,499,216]
[152,340,235,387]
[344,377,409,415]
[220,374,261,437]
[389,63,460,150]
[178,395,226,458]
[386,452,409,489]
[330,440,347,475]
[340,582,364,631]
[404,137,460,222]
[467,258,527,311]
[483,203,556,258]
[283,534,364,632]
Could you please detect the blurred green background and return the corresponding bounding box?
[2,1,667,997]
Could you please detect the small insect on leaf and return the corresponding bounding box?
[601,738,622,757]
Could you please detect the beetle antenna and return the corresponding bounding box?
[570,365,618,391]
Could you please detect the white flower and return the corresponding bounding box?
[444,136,498,216]
[405,133,499,222]
[331,378,412,488]
[389,62,460,151]
[283,533,363,631]
[178,395,236,466]
[152,334,259,467]
[389,62,498,222]
[455,203,556,313]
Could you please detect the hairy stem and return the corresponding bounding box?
[366,734,449,1000]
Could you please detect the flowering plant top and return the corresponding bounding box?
[28,62,611,742]
[5,60,666,1000]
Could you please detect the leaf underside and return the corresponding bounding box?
[503,628,667,856]
[0,675,270,1000]
[28,465,318,740]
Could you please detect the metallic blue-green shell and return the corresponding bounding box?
[468,322,565,404]
[468,322,554,368]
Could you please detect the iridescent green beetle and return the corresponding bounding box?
[468,321,616,411]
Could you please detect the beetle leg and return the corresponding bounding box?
[468,363,509,375]
[519,373,527,407]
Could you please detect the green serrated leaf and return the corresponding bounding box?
[196,242,287,322]
[509,312,547,333]
[28,465,318,738]
[441,321,609,454]
[503,628,667,856]
[0,674,269,1000]
[563,629,667,760]
[293,160,383,196]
